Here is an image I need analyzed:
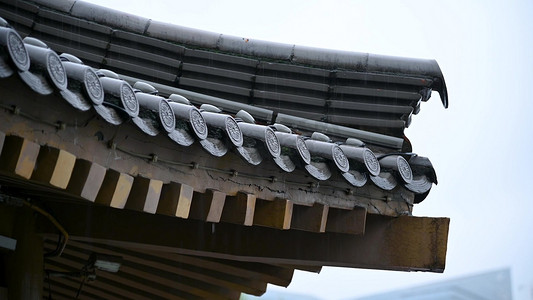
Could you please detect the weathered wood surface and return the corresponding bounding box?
[326,206,367,235]
[38,200,449,272]
[125,176,163,213]
[156,182,194,218]
[44,240,239,299]
[66,159,106,201]
[221,192,256,226]
[2,131,410,239]
[32,147,76,189]
[253,198,293,230]
[0,75,414,216]
[94,169,134,209]
[0,135,40,179]
[189,189,226,222]
[49,240,266,297]
[39,234,298,299]
[291,203,329,233]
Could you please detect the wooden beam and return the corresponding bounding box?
[105,244,294,288]
[39,201,450,272]
[221,192,256,226]
[45,242,233,300]
[0,135,40,179]
[253,198,292,230]
[325,206,367,235]
[43,281,95,300]
[44,276,123,300]
[124,176,163,214]
[156,182,194,218]
[94,169,134,209]
[61,240,260,297]
[189,189,226,223]
[45,258,191,300]
[31,147,76,189]
[6,207,43,299]
[280,264,322,273]
[66,159,106,202]
[291,203,329,233]
[0,88,416,216]
[0,131,5,158]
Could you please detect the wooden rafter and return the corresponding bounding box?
[0,76,415,216]
[36,200,449,272]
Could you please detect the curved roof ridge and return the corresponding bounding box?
[29,0,447,107]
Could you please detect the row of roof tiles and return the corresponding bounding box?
[0,17,437,200]
[0,0,448,137]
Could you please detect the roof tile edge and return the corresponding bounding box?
[26,0,448,107]
[71,0,150,34]
[30,0,76,13]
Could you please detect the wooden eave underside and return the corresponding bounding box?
[0,76,449,299]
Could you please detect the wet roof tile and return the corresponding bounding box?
[0,2,441,205]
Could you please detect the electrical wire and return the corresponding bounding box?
[22,200,69,257]
[2,99,372,193]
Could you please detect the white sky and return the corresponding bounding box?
[84,1,533,299]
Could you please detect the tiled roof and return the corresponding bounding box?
[0,6,440,202]
[0,2,449,298]
[0,0,447,138]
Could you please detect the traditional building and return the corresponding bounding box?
[0,1,449,299]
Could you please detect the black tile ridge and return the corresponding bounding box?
[118,75,404,149]
[24,0,448,108]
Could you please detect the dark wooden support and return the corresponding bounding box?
[115,246,294,288]
[59,240,260,297]
[221,192,256,226]
[44,248,216,300]
[39,201,450,272]
[291,203,329,233]
[0,131,5,158]
[325,206,367,235]
[43,281,92,300]
[45,257,190,300]
[189,189,226,223]
[31,147,76,189]
[6,207,43,300]
[253,198,293,230]
[280,265,322,273]
[66,159,106,202]
[124,176,163,214]
[94,169,134,209]
[0,91,416,216]
[156,182,194,218]
[0,136,40,179]
[44,275,123,300]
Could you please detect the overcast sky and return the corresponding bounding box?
[84,1,533,299]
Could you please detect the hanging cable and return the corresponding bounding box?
[23,200,69,257]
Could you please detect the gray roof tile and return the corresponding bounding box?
[30,0,75,13]
[146,20,220,49]
[70,1,149,34]
[218,34,294,61]
[0,3,441,203]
